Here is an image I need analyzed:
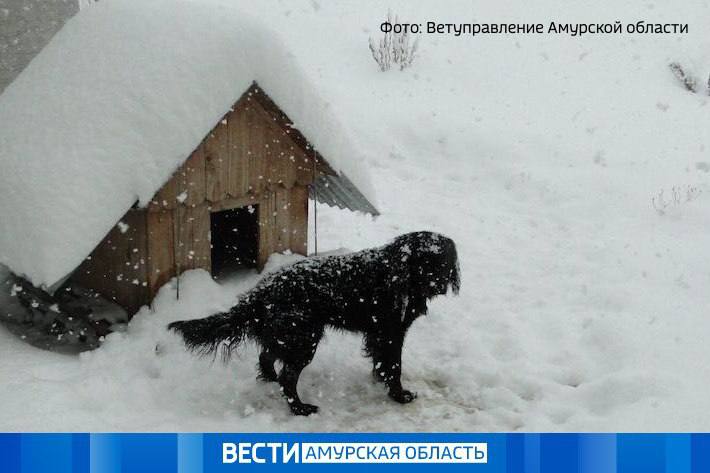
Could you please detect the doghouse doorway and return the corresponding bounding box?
[210,205,259,278]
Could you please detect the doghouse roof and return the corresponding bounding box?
[0,0,377,290]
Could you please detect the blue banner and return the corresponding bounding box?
[1,433,709,472]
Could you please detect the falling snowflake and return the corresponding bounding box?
[117,221,130,234]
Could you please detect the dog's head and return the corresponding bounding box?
[389,231,460,298]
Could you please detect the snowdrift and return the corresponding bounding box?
[1,0,710,431]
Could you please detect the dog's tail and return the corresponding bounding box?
[168,300,257,360]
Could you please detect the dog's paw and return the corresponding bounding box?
[389,389,417,404]
[257,371,278,383]
[290,402,320,416]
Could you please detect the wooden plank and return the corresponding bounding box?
[280,138,299,189]
[227,99,251,198]
[257,190,273,269]
[146,209,175,299]
[208,194,258,213]
[174,205,211,273]
[289,185,309,255]
[252,100,296,190]
[192,206,212,272]
[273,188,291,253]
[262,118,278,190]
[115,210,149,312]
[150,168,179,211]
[205,124,230,202]
[149,143,207,211]
[294,145,314,187]
[246,103,267,196]
[181,144,206,207]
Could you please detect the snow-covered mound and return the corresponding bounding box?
[0,0,373,289]
[1,0,710,431]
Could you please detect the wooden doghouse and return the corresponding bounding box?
[70,83,377,314]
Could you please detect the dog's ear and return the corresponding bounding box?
[449,257,461,295]
[384,241,414,302]
[442,238,461,295]
[387,253,412,292]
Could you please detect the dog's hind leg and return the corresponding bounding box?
[257,349,278,382]
[366,333,417,404]
[264,311,323,415]
[279,362,319,416]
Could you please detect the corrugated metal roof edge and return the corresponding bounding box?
[309,173,380,216]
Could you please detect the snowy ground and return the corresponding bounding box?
[2,0,710,431]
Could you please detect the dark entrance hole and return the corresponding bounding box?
[210,205,259,277]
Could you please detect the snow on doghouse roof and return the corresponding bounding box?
[0,0,375,290]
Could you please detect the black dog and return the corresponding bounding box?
[169,231,460,415]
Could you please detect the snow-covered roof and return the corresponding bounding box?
[0,0,375,290]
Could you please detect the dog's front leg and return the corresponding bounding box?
[373,334,417,404]
[279,362,319,416]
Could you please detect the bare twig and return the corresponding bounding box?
[651,185,703,215]
[369,11,419,72]
[669,62,697,93]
